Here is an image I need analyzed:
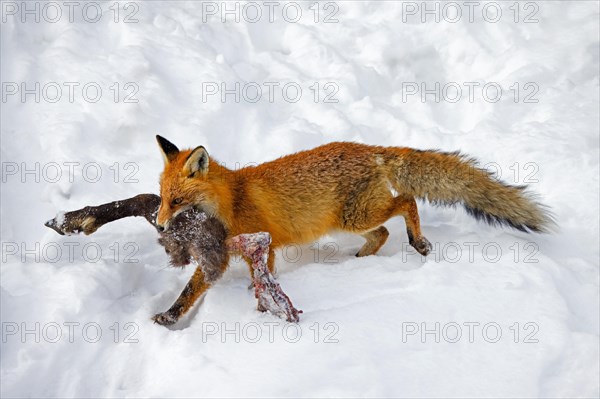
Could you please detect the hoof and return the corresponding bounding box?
[44,218,66,235]
[44,215,98,236]
[410,236,432,256]
[152,312,178,326]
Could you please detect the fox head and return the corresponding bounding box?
[155,135,218,231]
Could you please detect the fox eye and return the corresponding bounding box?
[172,197,183,206]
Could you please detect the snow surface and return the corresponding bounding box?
[1,1,599,397]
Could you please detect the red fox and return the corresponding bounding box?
[155,136,554,271]
[44,138,555,325]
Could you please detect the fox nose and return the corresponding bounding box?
[157,225,165,232]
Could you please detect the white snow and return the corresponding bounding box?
[1,1,599,397]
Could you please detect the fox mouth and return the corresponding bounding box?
[171,204,194,219]
[159,204,193,232]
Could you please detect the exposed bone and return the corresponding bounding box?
[45,194,301,323]
[228,233,302,323]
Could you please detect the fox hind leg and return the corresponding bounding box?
[393,197,432,256]
[352,196,432,257]
[343,180,394,257]
[356,226,389,257]
[342,181,431,257]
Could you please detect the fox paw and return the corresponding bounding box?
[410,236,432,256]
[152,312,178,326]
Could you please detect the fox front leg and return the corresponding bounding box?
[152,243,229,326]
[45,194,161,235]
[152,266,211,326]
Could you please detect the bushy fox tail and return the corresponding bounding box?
[391,149,555,233]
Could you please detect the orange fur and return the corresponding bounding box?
[156,139,553,259]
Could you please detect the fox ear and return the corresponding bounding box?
[156,135,179,163]
[183,146,209,177]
